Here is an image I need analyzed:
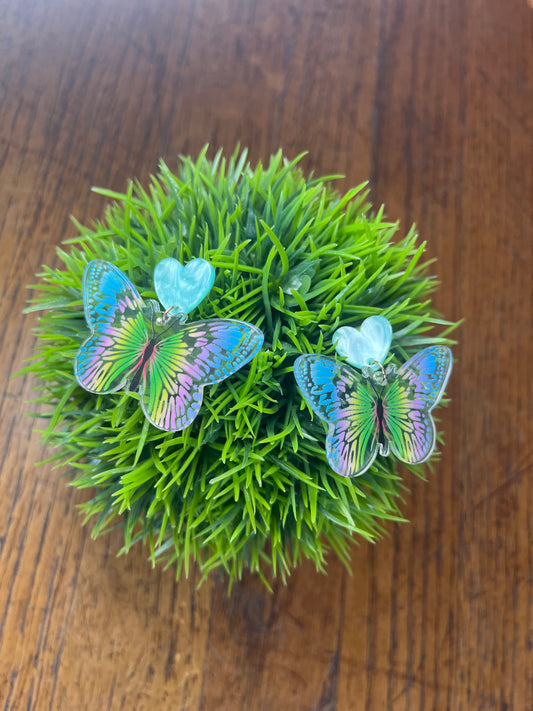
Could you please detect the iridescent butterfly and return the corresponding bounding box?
[74,260,264,431]
[294,345,452,477]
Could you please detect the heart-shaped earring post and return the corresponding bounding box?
[332,315,392,369]
[154,257,215,314]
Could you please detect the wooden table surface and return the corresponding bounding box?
[1,1,531,709]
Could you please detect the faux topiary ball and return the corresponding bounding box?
[26,149,455,589]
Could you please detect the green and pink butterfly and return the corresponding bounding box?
[75,258,263,431]
[294,316,452,477]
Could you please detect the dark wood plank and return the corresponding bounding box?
[0,0,531,709]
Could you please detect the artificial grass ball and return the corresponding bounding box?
[26,148,455,589]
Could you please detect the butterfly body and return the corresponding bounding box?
[374,395,388,452]
[127,329,159,393]
[294,346,452,477]
[75,260,264,431]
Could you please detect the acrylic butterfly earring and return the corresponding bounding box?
[74,258,264,432]
[293,315,452,477]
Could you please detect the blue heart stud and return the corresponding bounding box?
[154,257,215,314]
[332,315,392,369]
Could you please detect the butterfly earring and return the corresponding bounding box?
[293,316,452,477]
[74,258,264,432]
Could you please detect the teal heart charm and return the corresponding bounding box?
[154,257,215,314]
[332,315,392,369]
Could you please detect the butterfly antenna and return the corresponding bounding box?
[154,307,188,341]
[367,376,380,398]
[156,305,187,326]
[365,360,388,397]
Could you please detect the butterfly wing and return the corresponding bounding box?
[294,355,380,477]
[382,345,452,464]
[75,260,149,393]
[139,319,264,431]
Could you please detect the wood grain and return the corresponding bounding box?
[1,0,531,709]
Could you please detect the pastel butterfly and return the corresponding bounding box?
[74,260,264,431]
[293,346,452,477]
